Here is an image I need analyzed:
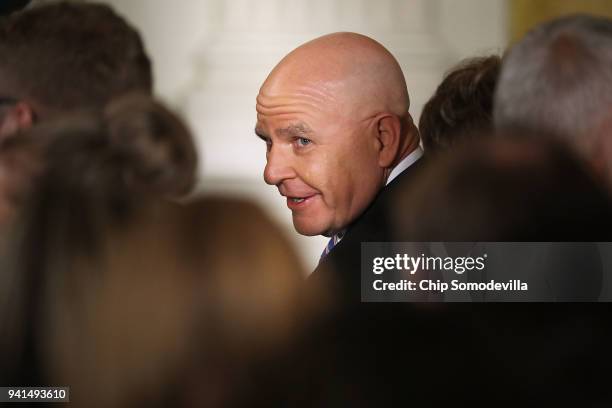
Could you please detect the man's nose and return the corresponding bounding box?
[264,148,296,186]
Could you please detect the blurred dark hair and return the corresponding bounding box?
[0,93,199,231]
[419,55,501,153]
[0,94,199,387]
[32,92,196,202]
[393,133,612,241]
[0,2,152,116]
[0,93,322,407]
[17,94,198,265]
[3,193,310,407]
[390,133,612,405]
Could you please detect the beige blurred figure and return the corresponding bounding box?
[1,94,317,407]
[45,198,308,408]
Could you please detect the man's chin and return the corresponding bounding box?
[292,219,329,237]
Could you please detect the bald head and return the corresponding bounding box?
[256,33,419,237]
[260,32,410,120]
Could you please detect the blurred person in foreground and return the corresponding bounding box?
[0,1,152,141]
[0,94,318,407]
[0,1,160,226]
[255,32,422,289]
[390,135,612,404]
[391,132,610,315]
[495,14,612,192]
[395,134,611,241]
[420,55,501,154]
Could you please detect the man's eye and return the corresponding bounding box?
[296,137,312,147]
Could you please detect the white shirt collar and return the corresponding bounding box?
[386,146,423,185]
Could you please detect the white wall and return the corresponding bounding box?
[103,0,509,272]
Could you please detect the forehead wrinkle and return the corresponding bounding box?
[256,94,334,117]
[295,81,341,103]
[257,92,335,108]
[258,78,341,106]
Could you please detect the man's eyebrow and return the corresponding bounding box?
[276,123,312,138]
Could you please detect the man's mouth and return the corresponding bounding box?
[286,194,316,210]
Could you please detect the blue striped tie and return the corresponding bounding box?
[320,231,345,260]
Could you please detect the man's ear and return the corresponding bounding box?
[0,102,34,141]
[375,114,402,168]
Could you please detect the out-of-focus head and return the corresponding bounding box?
[256,32,419,236]
[6,192,312,407]
[393,133,612,242]
[420,55,501,153]
[494,14,612,186]
[51,94,197,202]
[0,1,152,140]
[0,93,197,229]
[0,93,199,392]
[1,92,320,406]
[103,94,198,198]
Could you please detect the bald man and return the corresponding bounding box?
[255,32,422,287]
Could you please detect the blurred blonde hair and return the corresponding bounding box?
[43,197,309,408]
[2,93,320,407]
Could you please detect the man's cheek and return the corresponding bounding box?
[301,161,327,193]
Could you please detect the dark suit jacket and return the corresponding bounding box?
[309,157,425,303]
